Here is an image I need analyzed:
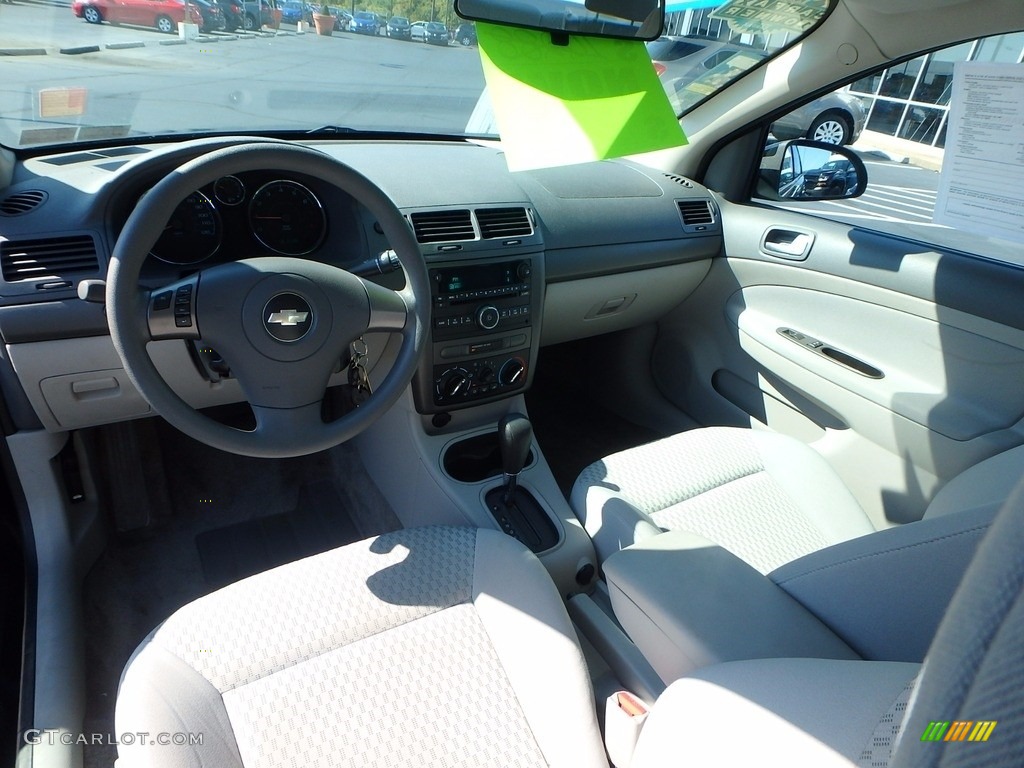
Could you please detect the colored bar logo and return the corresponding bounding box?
[921,721,997,742]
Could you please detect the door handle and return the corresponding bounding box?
[761,228,814,260]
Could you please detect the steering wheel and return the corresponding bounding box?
[106,143,429,458]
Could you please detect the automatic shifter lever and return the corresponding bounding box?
[499,413,533,506]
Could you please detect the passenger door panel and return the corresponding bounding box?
[652,201,1024,526]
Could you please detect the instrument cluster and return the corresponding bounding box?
[147,173,330,266]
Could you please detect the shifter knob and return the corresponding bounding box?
[499,413,533,478]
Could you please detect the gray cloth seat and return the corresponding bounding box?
[114,526,609,768]
[628,478,1024,768]
[114,496,1024,768]
[571,426,1024,573]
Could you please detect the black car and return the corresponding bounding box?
[194,0,226,31]
[453,22,475,46]
[215,0,243,30]
[423,20,447,45]
[802,158,858,196]
[386,15,411,40]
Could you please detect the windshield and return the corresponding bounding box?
[0,0,830,150]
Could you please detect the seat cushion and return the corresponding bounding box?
[115,526,608,768]
[571,427,874,572]
[630,659,921,768]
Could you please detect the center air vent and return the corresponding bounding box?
[476,207,532,239]
[1,234,99,282]
[410,209,475,244]
[0,190,48,216]
[677,199,715,226]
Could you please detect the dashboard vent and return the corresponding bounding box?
[411,209,476,243]
[0,190,48,216]
[663,173,694,189]
[1,235,99,282]
[476,207,533,239]
[677,199,715,226]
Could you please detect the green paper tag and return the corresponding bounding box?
[476,23,687,171]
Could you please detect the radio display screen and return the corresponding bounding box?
[433,262,521,296]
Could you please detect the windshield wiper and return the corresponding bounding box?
[307,125,359,135]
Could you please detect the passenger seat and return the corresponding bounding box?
[571,426,1023,573]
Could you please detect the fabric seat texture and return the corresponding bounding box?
[571,426,1024,573]
[114,526,609,768]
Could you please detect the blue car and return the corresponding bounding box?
[350,10,377,34]
[278,0,309,23]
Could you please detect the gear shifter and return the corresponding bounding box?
[485,413,556,554]
[499,413,533,506]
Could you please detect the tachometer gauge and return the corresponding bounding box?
[150,191,221,265]
[213,175,246,206]
[248,180,326,256]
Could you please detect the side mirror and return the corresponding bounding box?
[757,140,867,202]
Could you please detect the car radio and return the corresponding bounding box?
[413,257,541,413]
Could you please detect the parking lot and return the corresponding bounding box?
[0,0,485,143]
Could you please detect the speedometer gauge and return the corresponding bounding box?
[248,180,326,256]
[150,191,221,265]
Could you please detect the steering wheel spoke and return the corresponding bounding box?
[364,279,410,332]
[147,276,201,340]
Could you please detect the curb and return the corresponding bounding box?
[104,41,146,49]
[0,47,49,55]
[59,44,100,54]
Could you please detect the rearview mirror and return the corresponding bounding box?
[758,140,868,201]
[455,0,664,41]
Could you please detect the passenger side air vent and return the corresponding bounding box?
[0,190,48,216]
[476,207,533,239]
[410,209,476,243]
[663,173,694,189]
[677,199,715,226]
[1,235,99,282]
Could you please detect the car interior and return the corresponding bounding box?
[3,0,1024,766]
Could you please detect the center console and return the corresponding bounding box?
[409,208,544,414]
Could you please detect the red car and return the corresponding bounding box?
[72,0,203,33]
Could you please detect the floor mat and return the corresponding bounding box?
[195,478,361,588]
[527,341,664,498]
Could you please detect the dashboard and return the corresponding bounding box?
[0,136,723,433]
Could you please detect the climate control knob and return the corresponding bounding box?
[477,305,500,330]
[498,357,527,387]
[437,368,471,399]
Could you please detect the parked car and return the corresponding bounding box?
[193,0,226,31]
[71,0,203,32]
[648,35,866,145]
[328,7,350,29]
[214,0,244,30]
[278,0,310,24]
[453,22,476,46]
[801,157,860,196]
[423,20,447,45]
[349,9,378,34]
[386,15,411,40]
[771,91,868,146]
[241,0,274,29]
[410,19,427,41]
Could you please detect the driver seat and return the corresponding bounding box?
[114,526,609,767]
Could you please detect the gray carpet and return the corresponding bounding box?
[81,417,401,767]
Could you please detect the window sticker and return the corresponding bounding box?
[476,22,686,172]
[933,62,1024,250]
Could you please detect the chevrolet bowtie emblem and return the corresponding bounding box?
[266,309,309,326]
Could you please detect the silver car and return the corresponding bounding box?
[649,36,866,145]
[770,90,867,146]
